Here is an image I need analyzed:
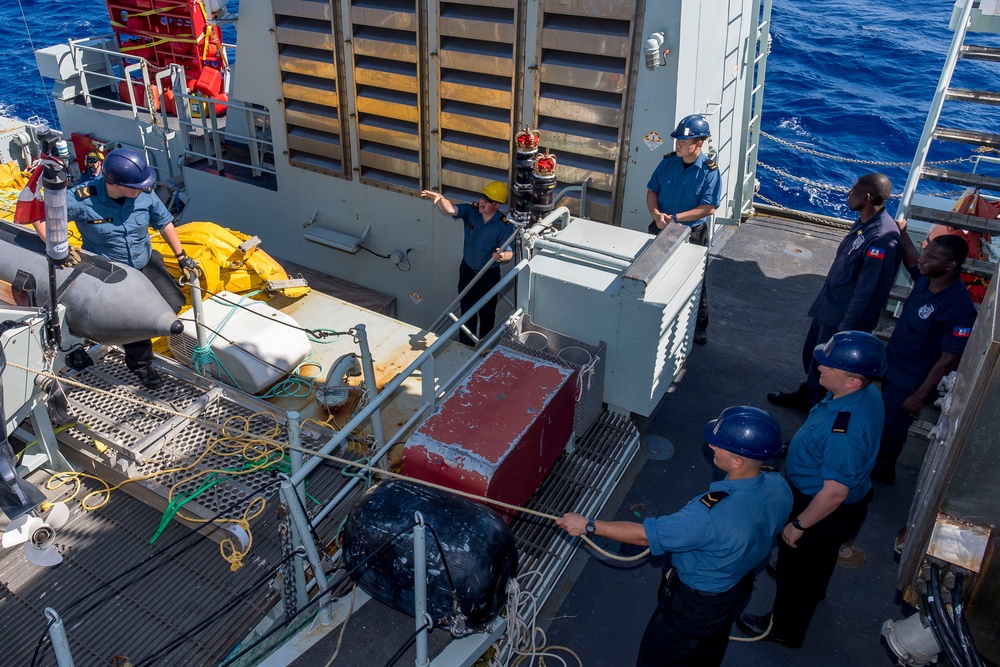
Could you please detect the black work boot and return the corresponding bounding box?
[134,367,164,390]
[766,383,812,414]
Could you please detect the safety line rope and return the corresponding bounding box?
[9,361,645,562]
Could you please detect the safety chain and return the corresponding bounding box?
[758,162,966,204]
[753,192,852,229]
[276,505,298,621]
[758,162,894,198]
[760,131,974,167]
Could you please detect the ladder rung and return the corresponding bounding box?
[889,284,911,303]
[959,44,1000,62]
[907,203,1000,237]
[945,87,1000,106]
[964,257,995,278]
[932,126,1000,149]
[919,167,1000,193]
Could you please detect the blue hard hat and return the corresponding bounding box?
[102,148,156,190]
[703,406,783,460]
[670,114,711,140]
[813,331,887,378]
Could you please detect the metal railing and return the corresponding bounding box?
[62,35,275,181]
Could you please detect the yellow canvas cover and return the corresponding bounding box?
[61,220,310,305]
[149,221,311,303]
[0,162,30,222]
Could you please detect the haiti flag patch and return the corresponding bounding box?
[867,247,886,259]
[954,327,972,338]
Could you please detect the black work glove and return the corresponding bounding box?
[176,252,202,281]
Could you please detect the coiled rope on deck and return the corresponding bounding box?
[9,361,647,563]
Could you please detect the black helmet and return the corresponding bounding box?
[102,148,156,190]
[703,406,782,460]
[670,114,711,140]
[813,331,887,378]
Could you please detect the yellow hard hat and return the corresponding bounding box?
[482,181,509,204]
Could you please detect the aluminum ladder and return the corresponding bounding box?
[897,0,1000,283]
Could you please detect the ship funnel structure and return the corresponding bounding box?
[0,223,183,345]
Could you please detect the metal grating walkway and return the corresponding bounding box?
[1,350,369,667]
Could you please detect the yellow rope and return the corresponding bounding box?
[8,361,648,563]
[43,411,288,570]
[729,614,774,642]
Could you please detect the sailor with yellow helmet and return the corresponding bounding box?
[421,182,513,346]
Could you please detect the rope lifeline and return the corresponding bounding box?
[10,361,646,563]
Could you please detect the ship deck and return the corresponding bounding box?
[545,215,925,666]
[0,215,929,666]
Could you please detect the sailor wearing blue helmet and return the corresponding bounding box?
[740,331,886,649]
[32,148,200,390]
[557,406,791,667]
[646,114,722,345]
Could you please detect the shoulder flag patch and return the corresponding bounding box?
[867,247,885,259]
[954,327,972,338]
[832,411,851,434]
[699,491,730,509]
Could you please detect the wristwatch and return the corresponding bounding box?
[791,517,809,531]
[671,213,679,225]
[586,518,596,535]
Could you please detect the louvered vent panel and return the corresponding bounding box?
[534,0,637,223]
[435,0,517,200]
[273,0,349,176]
[349,0,423,190]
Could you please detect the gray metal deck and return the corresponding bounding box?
[0,350,364,667]
[545,216,927,666]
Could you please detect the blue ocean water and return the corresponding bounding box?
[1,0,999,219]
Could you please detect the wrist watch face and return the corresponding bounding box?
[586,519,595,534]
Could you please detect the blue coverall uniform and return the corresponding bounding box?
[646,152,722,334]
[801,208,901,402]
[68,177,185,372]
[876,265,977,476]
[637,472,791,666]
[772,383,883,645]
[453,202,512,345]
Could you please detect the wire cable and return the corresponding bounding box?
[381,619,434,667]
[133,556,291,666]
[217,522,420,667]
[29,476,281,667]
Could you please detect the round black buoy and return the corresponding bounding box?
[342,480,517,629]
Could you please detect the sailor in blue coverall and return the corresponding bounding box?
[30,148,197,390]
[740,331,886,648]
[873,226,977,484]
[646,114,722,345]
[769,173,901,410]
[421,183,513,346]
[557,406,791,667]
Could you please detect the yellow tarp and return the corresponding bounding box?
[149,221,311,302]
[62,220,311,305]
[0,162,30,223]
